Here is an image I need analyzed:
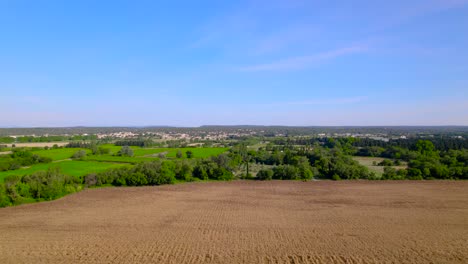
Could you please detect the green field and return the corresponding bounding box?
[352,156,407,176]
[87,147,229,161]
[137,147,230,158]
[31,148,91,161]
[84,155,158,163]
[0,146,230,182]
[0,160,127,182]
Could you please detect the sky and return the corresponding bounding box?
[0,0,467,127]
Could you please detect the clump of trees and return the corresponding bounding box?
[0,149,52,171]
[115,140,154,147]
[0,167,82,207]
[232,143,373,181]
[117,146,134,157]
[83,157,234,188]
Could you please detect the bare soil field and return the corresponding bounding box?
[1,181,467,264]
[5,142,69,148]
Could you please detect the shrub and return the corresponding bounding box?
[126,172,148,186]
[256,169,273,180]
[332,174,341,181]
[273,165,298,180]
[0,183,10,207]
[98,147,111,155]
[84,173,98,187]
[72,150,87,159]
[118,146,134,157]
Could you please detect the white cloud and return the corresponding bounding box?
[238,45,368,72]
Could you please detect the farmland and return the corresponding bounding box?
[0,145,230,182]
[0,181,467,263]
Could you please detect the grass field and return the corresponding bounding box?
[145,147,230,158]
[0,160,127,182]
[32,148,91,161]
[353,156,407,176]
[0,146,229,181]
[100,145,229,159]
[1,181,466,263]
[84,155,158,164]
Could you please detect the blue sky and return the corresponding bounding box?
[1,0,467,126]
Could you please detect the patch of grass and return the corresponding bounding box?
[132,148,169,157]
[0,160,127,182]
[160,147,230,158]
[98,145,229,159]
[32,148,91,161]
[99,144,144,155]
[352,156,407,176]
[85,155,158,164]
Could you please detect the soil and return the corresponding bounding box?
[1,181,467,263]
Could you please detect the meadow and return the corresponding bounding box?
[93,145,229,159]
[31,148,91,161]
[0,145,230,182]
[352,156,407,176]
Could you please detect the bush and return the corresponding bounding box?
[332,174,341,181]
[84,173,98,187]
[378,160,393,166]
[256,169,273,180]
[118,146,134,157]
[126,172,148,186]
[273,165,299,180]
[72,150,87,159]
[98,147,111,155]
[0,183,10,207]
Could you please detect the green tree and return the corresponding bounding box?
[72,150,87,159]
[118,146,134,157]
[415,140,435,156]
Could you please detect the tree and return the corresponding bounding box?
[186,150,193,159]
[415,140,435,156]
[118,146,134,157]
[176,150,183,158]
[98,146,110,155]
[72,150,87,159]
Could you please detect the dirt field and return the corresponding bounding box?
[5,142,69,148]
[1,181,467,263]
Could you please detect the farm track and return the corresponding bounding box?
[1,181,467,263]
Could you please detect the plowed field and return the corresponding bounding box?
[1,181,467,263]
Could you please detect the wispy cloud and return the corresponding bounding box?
[252,24,320,55]
[258,96,368,107]
[238,45,368,72]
